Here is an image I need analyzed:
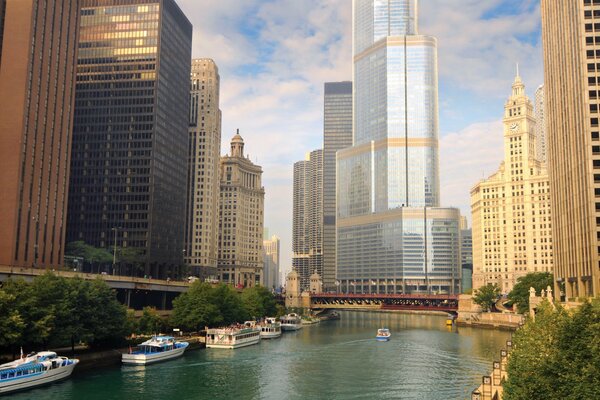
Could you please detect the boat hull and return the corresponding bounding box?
[206,337,260,349]
[260,330,282,339]
[122,344,188,365]
[0,362,78,394]
[376,336,391,342]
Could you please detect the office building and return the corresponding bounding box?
[263,234,280,289]
[541,0,600,298]
[293,150,323,290]
[218,132,265,287]
[323,82,353,290]
[460,217,473,293]
[471,73,553,293]
[534,85,547,164]
[0,0,80,268]
[185,59,222,279]
[336,0,461,294]
[67,0,192,278]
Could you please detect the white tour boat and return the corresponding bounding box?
[0,351,79,395]
[259,317,282,339]
[122,336,189,365]
[206,321,261,349]
[280,313,303,331]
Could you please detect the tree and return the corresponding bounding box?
[508,272,554,314]
[0,291,25,348]
[138,307,165,335]
[504,299,600,400]
[241,286,278,318]
[473,283,501,312]
[171,282,220,331]
[213,284,249,325]
[65,241,113,273]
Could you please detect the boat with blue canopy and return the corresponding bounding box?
[122,336,189,365]
[376,328,391,341]
[0,351,79,395]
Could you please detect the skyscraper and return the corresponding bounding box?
[263,234,280,289]
[337,0,461,294]
[218,132,265,287]
[185,59,222,279]
[0,0,80,268]
[293,150,323,290]
[541,0,600,298]
[535,85,547,164]
[323,82,353,290]
[471,74,553,293]
[67,0,192,278]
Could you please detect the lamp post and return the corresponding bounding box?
[111,227,120,275]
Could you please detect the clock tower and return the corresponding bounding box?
[503,69,537,169]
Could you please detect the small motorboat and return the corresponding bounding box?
[376,328,391,341]
[122,336,189,365]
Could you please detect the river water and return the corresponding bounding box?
[11,311,510,400]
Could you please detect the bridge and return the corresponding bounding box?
[0,265,190,310]
[309,293,459,313]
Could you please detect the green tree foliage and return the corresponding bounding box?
[65,241,113,273]
[138,307,165,335]
[171,283,279,332]
[504,300,600,400]
[241,286,278,318]
[0,291,25,348]
[473,283,501,312]
[507,272,554,314]
[171,282,221,331]
[0,273,128,351]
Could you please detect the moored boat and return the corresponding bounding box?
[376,328,391,341]
[280,313,303,331]
[206,321,261,349]
[260,317,282,339]
[122,336,189,365]
[0,351,79,395]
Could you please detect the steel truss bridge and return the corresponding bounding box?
[310,293,459,313]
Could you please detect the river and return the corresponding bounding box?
[11,311,510,400]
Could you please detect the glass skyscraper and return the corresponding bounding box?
[336,0,461,294]
[67,0,192,279]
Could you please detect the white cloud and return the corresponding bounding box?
[175,0,543,274]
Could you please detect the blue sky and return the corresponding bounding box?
[176,0,544,276]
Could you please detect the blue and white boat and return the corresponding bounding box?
[122,336,189,365]
[376,328,391,341]
[0,351,79,395]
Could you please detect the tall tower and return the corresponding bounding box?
[263,234,280,289]
[0,0,80,269]
[292,150,323,290]
[67,0,192,279]
[185,59,222,279]
[471,73,553,293]
[323,82,353,290]
[541,1,600,298]
[337,0,461,295]
[218,132,265,287]
[534,85,547,164]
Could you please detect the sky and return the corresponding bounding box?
[176,0,544,277]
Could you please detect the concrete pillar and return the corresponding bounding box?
[125,289,132,308]
[161,292,167,310]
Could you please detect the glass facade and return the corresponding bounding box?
[323,82,353,289]
[337,0,460,294]
[67,0,192,278]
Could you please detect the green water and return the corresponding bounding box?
[11,312,510,400]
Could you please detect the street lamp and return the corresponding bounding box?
[111,227,121,275]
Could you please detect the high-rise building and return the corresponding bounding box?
[323,82,353,290]
[461,225,473,293]
[336,0,461,294]
[535,85,547,164]
[218,132,265,287]
[471,73,553,293]
[541,0,600,298]
[185,59,222,279]
[263,234,280,289]
[293,150,323,290]
[0,0,80,269]
[67,0,192,279]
